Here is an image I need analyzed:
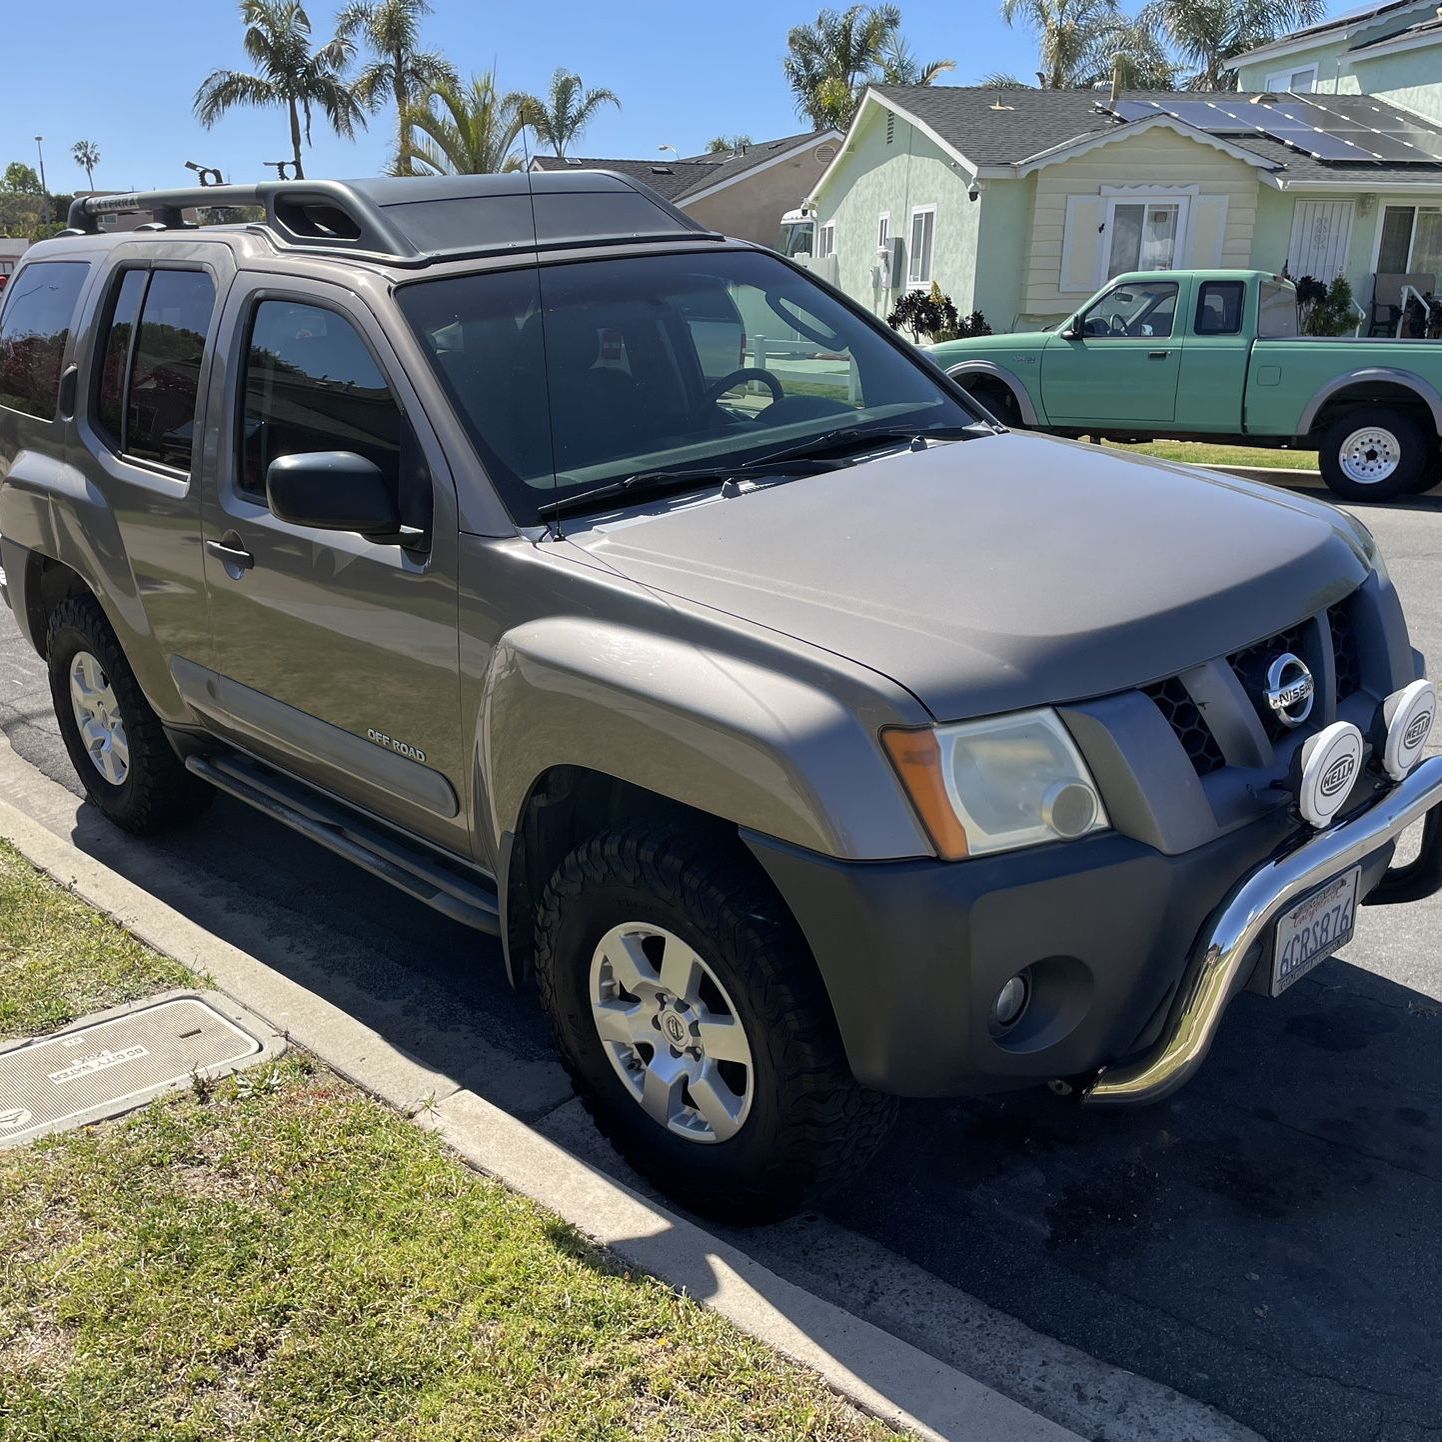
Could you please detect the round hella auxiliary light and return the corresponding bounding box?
[1380,679,1436,782]
[1297,721,1364,830]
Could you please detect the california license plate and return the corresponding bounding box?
[1271,866,1360,997]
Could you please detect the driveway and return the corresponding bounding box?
[3,495,1441,1442]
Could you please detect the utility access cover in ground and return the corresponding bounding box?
[0,991,282,1147]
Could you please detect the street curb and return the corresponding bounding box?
[0,783,1083,1442]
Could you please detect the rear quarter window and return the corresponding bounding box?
[1259,282,1299,338]
[0,260,90,420]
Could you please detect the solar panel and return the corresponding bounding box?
[1101,92,1442,166]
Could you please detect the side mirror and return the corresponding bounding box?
[1059,321,1081,340]
[265,451,417,543]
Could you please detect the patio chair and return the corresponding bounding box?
[1369,272,1437,335]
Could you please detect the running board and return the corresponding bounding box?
[185,753,500,935]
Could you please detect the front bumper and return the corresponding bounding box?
[1083,754,1442,1106]
[743,761,1442,1098]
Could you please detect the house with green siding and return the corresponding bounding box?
[804,11,1442,336]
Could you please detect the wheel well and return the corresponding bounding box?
[19,554,93,658]
[502,767,748,990]
[953,372,1023,426]
[1309,383,1439,443]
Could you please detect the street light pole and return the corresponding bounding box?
[34,135,49,224]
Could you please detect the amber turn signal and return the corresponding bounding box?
[881,727,970,860]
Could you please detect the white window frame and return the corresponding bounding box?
[877,212,890,249]
[1373,203,1442,274]
[1265,63,1317,92]
[1098,187,1194,288]
[907,204,937,288]
[817,221,836,259]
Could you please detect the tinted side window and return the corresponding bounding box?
[1195,280,1245,336]
[0,261,89,419]
[96,270,147,449]
[127,271,216,469]
[240,300,402,497]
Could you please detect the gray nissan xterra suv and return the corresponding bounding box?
[3,173,1442,1222]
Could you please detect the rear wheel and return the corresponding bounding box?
[1318,406,1428,502]
[46,595,212,834]
[534,822,897,1223]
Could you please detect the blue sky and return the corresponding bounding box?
[3,0,1343,191]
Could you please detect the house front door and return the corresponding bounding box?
[1288,200,1354,284]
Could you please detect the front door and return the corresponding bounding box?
[1041,278,1182,426]
[196,276,466,852]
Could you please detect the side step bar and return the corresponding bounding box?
[186,753,500,935]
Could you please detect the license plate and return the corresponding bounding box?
[1271,866,1360,997]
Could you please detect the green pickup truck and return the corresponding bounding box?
[929,269,1442,502]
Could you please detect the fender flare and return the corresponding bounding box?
[1297,367,1442,438]
[943,360,1041,427]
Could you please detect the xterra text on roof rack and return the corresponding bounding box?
[2,173,1441,1221]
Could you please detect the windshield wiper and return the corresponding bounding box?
[740,421,988,470]
[542,422,985,530]
[543,457,835,526]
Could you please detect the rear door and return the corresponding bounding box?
[1041,278,1182,425]
[1173,278,1251,432]
[195,274,467,852]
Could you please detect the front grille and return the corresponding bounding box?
[1329,601,1361,701]
[1228,622,1314,742]
[1144,677,1225,776]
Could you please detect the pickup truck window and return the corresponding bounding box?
[240,299,403,500]
[1259,282,1300,337]
[1195,281,1245,336]
[0,260,89,420]
[94,268,216,472]
[1079,280,1178,339]
[398,248,975,526]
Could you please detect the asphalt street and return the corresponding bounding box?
[3,489,1441,1442]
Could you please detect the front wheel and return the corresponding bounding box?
[534,823,897,1223]
[1318,406,1429,502]
[46,594,212,834]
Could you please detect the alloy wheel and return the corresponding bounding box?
[68,650,130,785]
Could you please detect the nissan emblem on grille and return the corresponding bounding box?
[1265,653,1315,728]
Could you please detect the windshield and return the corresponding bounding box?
[397,248,977,525]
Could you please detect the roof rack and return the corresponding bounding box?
[64,173,723,266]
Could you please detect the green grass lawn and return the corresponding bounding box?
[0,842,895,1442]
[1105,439,1320,472]
[0,839,193,1040]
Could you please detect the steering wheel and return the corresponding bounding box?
[702,367,785,410]
[1107,312,1130,336]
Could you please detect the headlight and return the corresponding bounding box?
[883,709,1109,859]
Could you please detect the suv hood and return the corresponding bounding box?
[574,432,1369,721]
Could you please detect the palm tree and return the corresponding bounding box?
[194,0,368,181]
[337,0,457,174]
[998,0,1173,88]
[784,6,954,131]
[400,72,528,176]
[1140,0,1325,90]
[516,69,620,159]
[72,141,101,190]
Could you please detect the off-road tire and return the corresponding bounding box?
[46,594,212,834]
[1318,405,1428,503]
[534,822,898,1224]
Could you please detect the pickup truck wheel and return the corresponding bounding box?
[534,822,897,1223]
[46,595,212,834]
[1318,407,1427,502]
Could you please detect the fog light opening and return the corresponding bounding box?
[991,972,1030,1032]
[1381,679,1436,782]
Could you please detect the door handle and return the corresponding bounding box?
[205,538,254,571]
[1148,350,1171,359]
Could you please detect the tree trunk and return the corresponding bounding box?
[289,98,305,180]
[393,52,411,176]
